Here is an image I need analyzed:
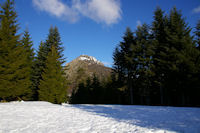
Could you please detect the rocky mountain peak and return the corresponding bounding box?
[77,55,104,66]
[65,55,112,95]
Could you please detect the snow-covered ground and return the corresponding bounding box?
[0,102,200,133]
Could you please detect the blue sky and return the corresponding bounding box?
[2,0,200,66]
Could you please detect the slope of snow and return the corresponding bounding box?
[0,102,200,133]
[78,55,102,65]
[79,56,89,61]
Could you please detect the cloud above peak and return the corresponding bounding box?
[33,0,78,22]
[73,0,121,25]
[193,6,200,13]
[32,0,122,25]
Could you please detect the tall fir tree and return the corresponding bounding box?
[32,41,46,100]
[113,47,126,86]
[194,20,200,67]
[113,27,137,104]
[38,46,67,104]
[21,29,35,100]
[165,7,195,105]
[45,26,65,63]
[193,20,200,106]
[195,20,200,50]
[151,7,170,105]
[32,26,65,100]
[0,0,32,101]
[135,23,154,105]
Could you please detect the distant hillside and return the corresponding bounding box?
[65,55,112,94]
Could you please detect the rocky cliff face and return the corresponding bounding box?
[65,55,112,94]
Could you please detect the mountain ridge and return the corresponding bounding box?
[65,55,112,94]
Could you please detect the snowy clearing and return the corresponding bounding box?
[0,102,200,133]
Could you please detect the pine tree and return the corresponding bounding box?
[152,7,197,105]
[38,46,67,104]
[194,21,200,67]
[192,20,200,106]
[32,26,65,100]
[90,74,102,103]
[151,7,169,105]
[45,26,65,63]
[135,23,154,105]
[113,27,137,104]
[195,20,200,50]
[22,30,34,61]
[0,0,32,101]
[166,7,197,105]
[113,47,126,85]
[32,41,46,100]
[21,29,35,100]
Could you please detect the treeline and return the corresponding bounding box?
[70,75,122,104]
[112,7,200,106]
[0,0,67,104]
[71,7,200,107]
[1,0,200,106]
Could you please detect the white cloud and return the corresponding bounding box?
[73,0,122,25]
[136,20,142,27]
[32,0,78,22]
[193,6,200,13]
[32,0,122,25]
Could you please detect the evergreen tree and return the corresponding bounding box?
[113,27,137,104]
[32,26,65,100]
[194,21,200,68]
[165,7,195,105]
[135,23,154,105]
[70,82,87,104]
[45,26,65,63]
[38,46,67,104]
[90,74,102,103]
[113,47,126,86]
[21,29,35,100]
[151,7,197,105]
[0,0,32,101]
[22,30,34,61]
[151,7,169,105]
[32,41,46,100]
[195,20,200,50]
[192,20,200,106]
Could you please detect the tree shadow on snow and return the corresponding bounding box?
[68,104,200,133]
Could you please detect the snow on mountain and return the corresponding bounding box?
[1,101,200,133]
[78,55,103,65]
[65,55,112,95]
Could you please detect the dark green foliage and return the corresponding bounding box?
[0,0,32,101]
[112,6,200,106]
[0,0,67,103]
[32,41,46,100]
[163,7,196,106]
[32,26,65,100]
[70,74,121,104]
[22,30,35,63]
[113,27,137,104]
[134,24,154,105]
[151,7,169,105]
[0,0,199,106]
[195,20,200,49]
[70,78,92,104]
[44,26,65,64]
[38,46,67,104]
[21,30,35,100]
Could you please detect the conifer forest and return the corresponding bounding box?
[1,0,200,107]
